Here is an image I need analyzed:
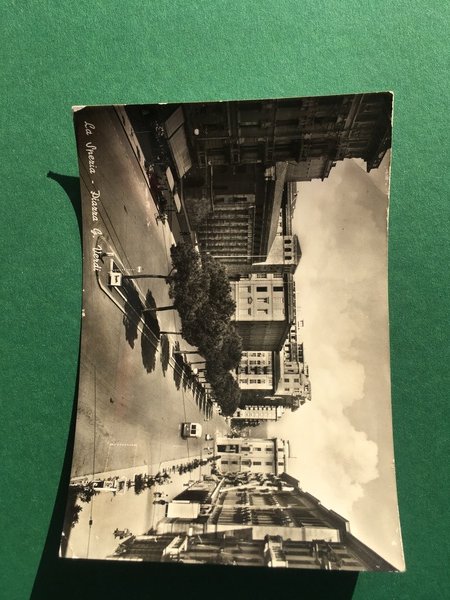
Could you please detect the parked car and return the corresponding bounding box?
[181,422,202,438]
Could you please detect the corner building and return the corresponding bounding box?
[114,473,397,571]
[230,273,295,351]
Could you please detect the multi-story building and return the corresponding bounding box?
[239,391,304,411]
[127,93,391,274]
[179,94,391,176]
[214,437,287,475]
[232,405,285,422]
[236,351,274,391]
[249,232,301,277]
[113,472,397,571]
[196,200,301,278]
[230,273,295,351]
[195,187,258,274]
[277,371,311,400]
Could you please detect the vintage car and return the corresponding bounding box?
[181,422,202,438]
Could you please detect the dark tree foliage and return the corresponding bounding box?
[169,243,239,355]
[169,243,208,345]
[208,371,241,417]
[212,324,243,371]
[77,484,99,504]
[71,504,83,528]
[169,242,243,416]
[134,474,146,495]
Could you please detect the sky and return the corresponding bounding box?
[265,151,405,570]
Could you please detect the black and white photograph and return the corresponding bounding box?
[61,93,404,571]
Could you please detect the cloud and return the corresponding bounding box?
[266,158,393,517]
[269,370,380,517]
[267,155,403,568]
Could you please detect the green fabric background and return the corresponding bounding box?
[1,1,448,598]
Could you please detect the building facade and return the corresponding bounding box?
[230,273,295,351]
[214,437,287,475]
[236,350,274,390]
[232,405,285,422]
[126,94,392,273]
[114,472,397,571]
[179,94,391,176]
[277,364,311,400]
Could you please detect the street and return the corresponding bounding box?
[63,107,228,558]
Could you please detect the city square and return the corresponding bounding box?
[62,95,404,571]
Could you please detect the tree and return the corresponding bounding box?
[77,483,99,503]
[209,371,241,417]
[192,255,236,354]
[124,242,243,412]
[211,324,242,371]
[134,244,208,318]
[71,504,83,528]
[169,242,210,338]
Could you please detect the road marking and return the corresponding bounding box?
[111,442,137,448]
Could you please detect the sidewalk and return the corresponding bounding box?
[113,105,196,246]
[69,452,210,486]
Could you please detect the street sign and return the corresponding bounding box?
[109,271,122,287]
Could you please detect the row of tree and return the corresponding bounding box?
[127,242,243,415]
[168,243,243,416]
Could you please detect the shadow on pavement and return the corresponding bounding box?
[160,334,170,376]
[182,363,193,392]
[122,278,144,348]
[141,290,160,373]
[173,342,184,390]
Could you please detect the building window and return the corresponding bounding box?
[256,286,268,292]
[232,461,238,465]
[248,308,252,315]
[265,462,273,466]
[273,286,284,292]
[222,460,228,464]
[253,461,261,466]
[257,309,269,315]
[257,297,269,303]
[284,378,289,383]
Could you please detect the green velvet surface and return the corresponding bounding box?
[1,1,448,598]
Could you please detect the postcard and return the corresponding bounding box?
[61,93,404,571]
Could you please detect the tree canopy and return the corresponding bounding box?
[209,371,241,417]
[168,242,243,415]
[169,243,242,359]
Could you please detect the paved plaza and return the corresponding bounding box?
[62,107,228,558]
